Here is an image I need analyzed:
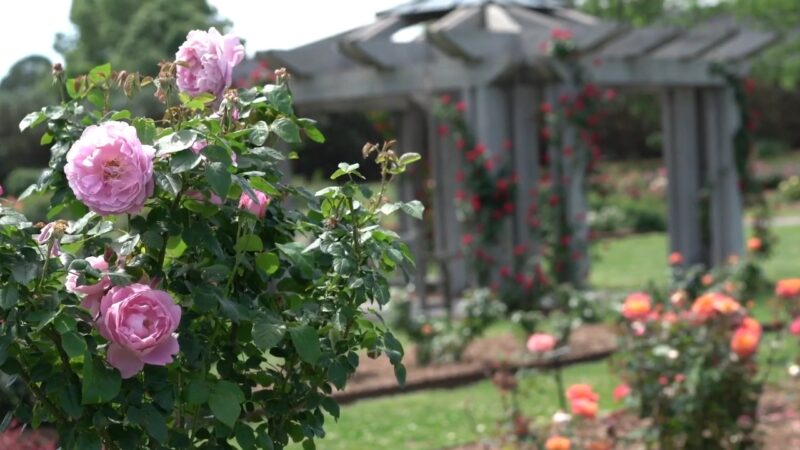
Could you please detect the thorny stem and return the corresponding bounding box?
[155,187,185,277]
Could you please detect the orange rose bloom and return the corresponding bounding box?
[668,252,683,265]
[546,436,571,450]
[571,397,599,418]
[701,274,714,286]
[776,279,800,299]
[622,292,652,320]
[691,293,740,320]
[566,383,599,402]
[731,327,760,358]
[747,237,762,252]
[740,317,762,336]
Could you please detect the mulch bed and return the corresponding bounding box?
[334,324,618,404]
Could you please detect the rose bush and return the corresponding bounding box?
[0,28,422,450]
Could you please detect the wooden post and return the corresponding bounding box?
[701,87,744,265]
[471,84,514,278]
[511,83,540,254]
[428,103,467,301]
[397,106,431,309]
[661,88,704,266]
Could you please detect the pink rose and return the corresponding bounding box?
[186,189,223,206]
[613,383,631,402]
[64,121,154,215]
[66,256,111,317]
[238,190,270,218]
[790,317,800,336]
[527,333,557,353]
[175,27,244,100]
[36,222,62,256]
[96,284,181,378]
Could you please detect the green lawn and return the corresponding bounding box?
[590,225,800,291]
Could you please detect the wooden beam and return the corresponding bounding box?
[596,26,681,59]
[702,28,779,62]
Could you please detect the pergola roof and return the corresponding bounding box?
[253,1,780,110]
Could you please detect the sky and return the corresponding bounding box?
[0,0,401,78]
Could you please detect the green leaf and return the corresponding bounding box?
[127,404,168,444]
[401,200,425,219]
[0,285,19,310]
[289,325,321,365]
[155,172,182,196]
[271,117,301,144]
[249,177,280,196]
[110,110,131,120]
[399,152,421,166]
[74,432,102,450]
[209,381,245,428]
[235,234,263,253]
[253,312,285,351]
[156,130,197,156]
[202,145,232,165]
[19,111,45,132]
[249,121,270,146]
[206,162,231,198]
[330,163,363,180]
[255,252,280,275]
[265,84,294,116]
[87,63,112,84]
[298,118,325,143]
[133,118,157,145]
[81,354,121,404]
[235,423,257,450]
[60,332,87,358]
[320,396,340,419]
[186,379,209,405]
[170,150,202,174]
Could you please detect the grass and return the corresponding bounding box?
[590,225,800,291]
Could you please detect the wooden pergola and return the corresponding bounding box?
[255,0,779,302]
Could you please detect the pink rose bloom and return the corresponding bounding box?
[66,256,111,317]
[790,317,800,336]
[527,333,557,353]
[64,121,154,215]
[175,27,244,100]
[613,383,631,402]
[238,190,270,218]
[36,222,62,256]
[96,284,181,378]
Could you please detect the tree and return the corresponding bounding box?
[55,0,228,75]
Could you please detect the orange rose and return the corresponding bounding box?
[691,293,740,321]
[622,292,652,320]
[731,327,760,358]
[668,252,683,266]
[747,237,762,252]
[701,274,714,286]
[740,317,762,336]
[571,398,599,419]
[566,383,599,402]
[546,436,571,450]
[776,279,800,299]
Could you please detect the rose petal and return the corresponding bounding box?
[140,335,180,366]
[107,343,145,379]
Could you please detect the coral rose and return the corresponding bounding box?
[65,256,111,317]
[571,398,599,419]
[526,333,557,353]
[175,27,245,100]
[613,383,631,402]
[668,252,683,265]
[96,284,181,378]
[566,384,599,402]
[622,292,651,320]
[776,279,800,299]
[546,436,571,450]
[238,190,271,218]
[64,121,154,215]
[691,293,740,321]
[731,327,760,359]
[747,237,762,252]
